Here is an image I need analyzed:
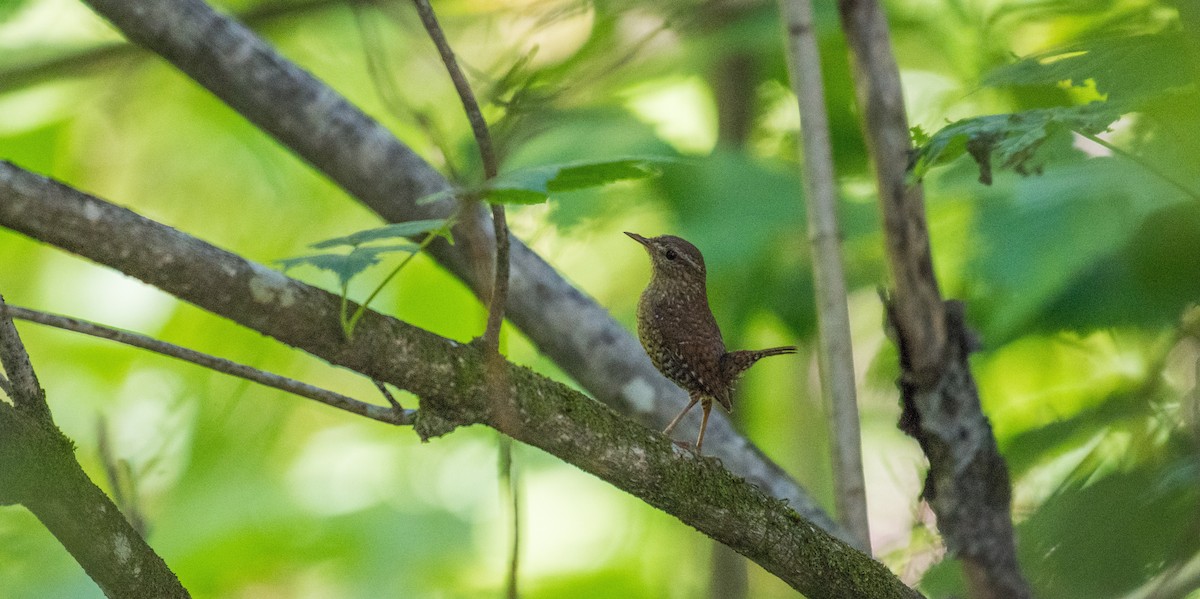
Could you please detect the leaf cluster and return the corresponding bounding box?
[910,103,1120,184]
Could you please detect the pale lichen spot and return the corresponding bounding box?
[621,377,656,414]
[113,533,132,564]
[248,264,299,307]
[83,200,103,223]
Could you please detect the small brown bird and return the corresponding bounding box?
[626,232,796,453]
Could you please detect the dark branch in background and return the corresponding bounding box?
[1,305,414,425]
[0,294,190,598]
[836,1,1032,597]
[410,0,509,350]
[0,0,344,95]
[778,0,870,552]
[74,0,848,541]
[0,162,923,599]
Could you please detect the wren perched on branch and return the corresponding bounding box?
[626,232,797,454]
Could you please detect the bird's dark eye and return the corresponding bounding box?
[664,249,678,260]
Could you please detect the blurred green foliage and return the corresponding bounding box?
[2,0,1200,597]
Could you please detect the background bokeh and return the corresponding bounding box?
[2,0,1199,597]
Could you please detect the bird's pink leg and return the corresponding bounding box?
[695,400,712,454]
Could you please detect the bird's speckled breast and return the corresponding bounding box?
[636,284,727,403]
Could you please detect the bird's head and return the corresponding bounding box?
[625,232,707,283]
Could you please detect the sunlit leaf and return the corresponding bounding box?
[482,157,666,204]
[277,244,418,287]
[985,33,1198,105]
[309,219,452,249]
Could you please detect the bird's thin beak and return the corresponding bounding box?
[624,231,651,247]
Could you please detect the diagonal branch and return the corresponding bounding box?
[0,0,344,95]
[1,304,414,425]
[0,296,189,598]
[0,161,922,599]
[74,0,846,540]
[0,294,48,416]
[836,1,1031,597]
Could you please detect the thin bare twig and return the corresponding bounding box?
[0,372,12,399]
[499,435,521,599]
[1076,131,1200,202]
[4,305,415,426]
[411,0,509,351]
[374,379,404,411]
[778,0,870,552]
[408,5,519,596]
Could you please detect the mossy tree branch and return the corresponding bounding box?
[72,0,844,537]
[0,161,922,599]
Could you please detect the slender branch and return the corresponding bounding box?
[374,380,404,411]
[0,159,922,599]
[836,1,1031,597]
[499,436,520,599]
[0,371,12,399]
[778,0,870,553]
[837,2,946,383]
[407,5,518,594]
[75,0,847,542]
[0,294,48,416]
[0,296,189,597]
[2,304,415,426]
[410,0,509,351]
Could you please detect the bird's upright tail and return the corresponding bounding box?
[718,346,798,408]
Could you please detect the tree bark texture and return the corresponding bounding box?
[0,162,923,599]
[75,0,846,541]
[0,296,189,598]
[836,1,1033,597]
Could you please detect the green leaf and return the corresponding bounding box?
[910,103,1121,183]
[984,33,1197,106]
[909,125,931,146]
[309,219,452,249]
[277,244,418,287]
[414,189,458,206]
[964,157,1187,342]
[482,157,666,204]
[0,0,28,23]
